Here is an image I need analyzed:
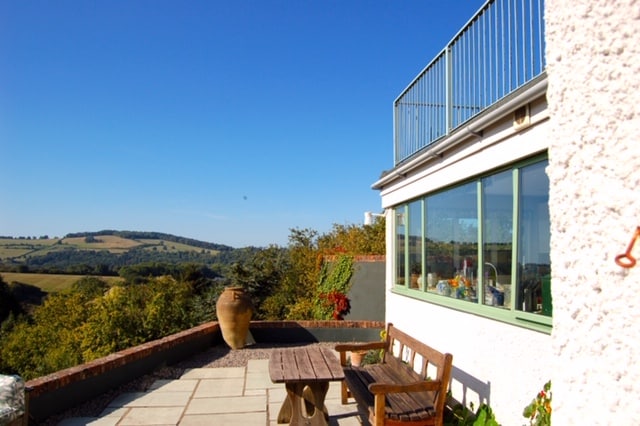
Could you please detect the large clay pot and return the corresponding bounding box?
[216,286,253,349]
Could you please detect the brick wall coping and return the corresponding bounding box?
[25,321,219,397]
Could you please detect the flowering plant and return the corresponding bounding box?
[319,290,351,320]
[523,381,551,426]
[448,275,471,288]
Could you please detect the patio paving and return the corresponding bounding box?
[56,358,366,426]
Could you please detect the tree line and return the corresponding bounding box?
[0,242,263,276]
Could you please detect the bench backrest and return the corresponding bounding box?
[381,323,453,417]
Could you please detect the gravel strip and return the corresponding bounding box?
[37,342,339,425]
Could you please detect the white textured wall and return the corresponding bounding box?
[546,0,640,424]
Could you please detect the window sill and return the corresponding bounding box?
[391,286,552,334]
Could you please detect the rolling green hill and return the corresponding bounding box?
[0,230,244,276]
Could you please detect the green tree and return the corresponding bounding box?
[71,276,111,298]
[317,218,385,255]
[0,276,23,324]
[228,245,289,319]
[0,290,93,378]
[80,276,196,360]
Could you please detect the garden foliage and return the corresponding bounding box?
[0,218,385,379]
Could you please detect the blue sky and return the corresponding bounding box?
[1,0,484,248]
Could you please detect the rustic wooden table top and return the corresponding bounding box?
[269,346,344,383]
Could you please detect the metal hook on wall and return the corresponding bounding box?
[615,226,640,268]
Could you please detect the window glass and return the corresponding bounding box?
[517,160,551,316]
[408,200,423,289]
[395,206,406,286]
[425,182,478,301]
[391,157,551,328]
[482,170,513,309]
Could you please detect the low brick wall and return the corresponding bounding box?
[26,322,221,421]
[25,320,385,421]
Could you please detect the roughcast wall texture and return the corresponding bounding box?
[546,0,640,423]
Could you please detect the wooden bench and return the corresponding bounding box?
[334,323,453,426]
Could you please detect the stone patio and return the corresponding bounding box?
[56,358,365,426]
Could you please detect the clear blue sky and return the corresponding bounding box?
[1,0,484,248]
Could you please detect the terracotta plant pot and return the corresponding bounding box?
[350,350,367,367]
[216,286,253,349]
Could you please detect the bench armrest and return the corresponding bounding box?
[334,342,386,353]
[368,379,442,394]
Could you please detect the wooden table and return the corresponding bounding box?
[269,346,345,426]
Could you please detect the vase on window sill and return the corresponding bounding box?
[436,280,451,297]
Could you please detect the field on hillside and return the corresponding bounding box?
[1,272,123,293]
[0,235,219,262]
[0,237,62,259]
[61,235,142,251]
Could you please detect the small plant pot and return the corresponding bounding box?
[350,350,367,367]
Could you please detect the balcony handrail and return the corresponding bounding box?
[394,0,546,165]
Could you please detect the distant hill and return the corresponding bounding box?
[0,230,252,275]
[64,230,233,251]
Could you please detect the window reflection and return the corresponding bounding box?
[482,170,513,309]
[408,201,423,289]
[425,182,478,301]
[517,160,551,316]
[395,206,406,286]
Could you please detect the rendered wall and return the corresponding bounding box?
[344,257,385,322]
[545,0,640,423]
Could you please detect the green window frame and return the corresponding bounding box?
[392,155,551,331]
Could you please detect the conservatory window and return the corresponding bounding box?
[392,156,551,328]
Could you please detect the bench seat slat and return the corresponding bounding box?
[364,364,437,421]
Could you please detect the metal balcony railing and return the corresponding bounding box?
[394,0,546,165]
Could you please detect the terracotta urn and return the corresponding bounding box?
[216,286,253,349]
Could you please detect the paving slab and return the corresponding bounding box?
[185,395,266,415]
[247,359,269,373]
[180,412,267,425]
[268,386,287,403]
[98,406,129,418]
[149,379,198,392]
[192,378,244,397]
[58,417,120,426]
[181,367,244,379]
[107,392,146,408]
[118,406,184,425]
[115,390,193,407]
[244,388,267,396]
